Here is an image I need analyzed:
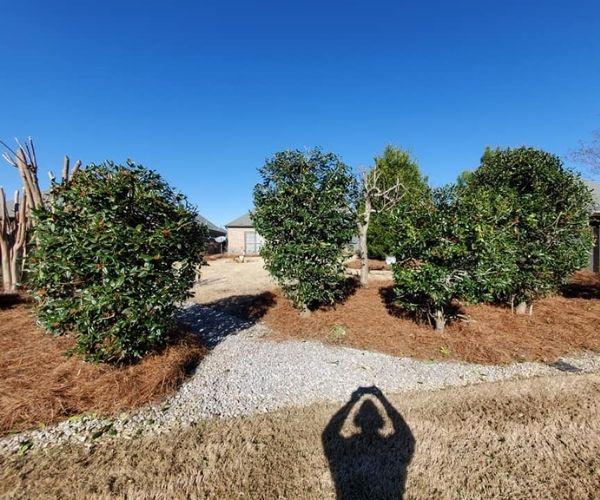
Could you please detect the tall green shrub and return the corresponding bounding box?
[470,147,593,310]
[367,146,429,259]
[29,161,206,363]
[252,149,357,312]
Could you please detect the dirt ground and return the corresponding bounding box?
[193,256,276,304]
[0,303,205,436]
[3,373,599,499]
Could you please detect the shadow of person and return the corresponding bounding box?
[322,386,415,499]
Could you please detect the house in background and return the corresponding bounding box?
[225,212,264,255]
[197,214,226,239]
[585,180,600,272]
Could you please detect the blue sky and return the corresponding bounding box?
[1,0,599,227]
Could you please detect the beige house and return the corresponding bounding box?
[225,212,264,255]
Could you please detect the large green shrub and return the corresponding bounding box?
[252,149,357,312]
[469,147,593,307]
[392,187,476,330]
[29,161,207,363]
[367,146,429,259]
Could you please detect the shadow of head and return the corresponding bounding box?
[353,399,385,437]
[322,386,415,499]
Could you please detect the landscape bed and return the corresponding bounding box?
[260,271,600,365]
[0,301,206,436]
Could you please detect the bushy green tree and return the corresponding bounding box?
[29,161,206,363]
[469,147,593,311]
[252,149,357,312]
[367,146,429,259]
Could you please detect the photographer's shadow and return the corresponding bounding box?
[322,386,415,499]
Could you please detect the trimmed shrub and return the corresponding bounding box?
[252,149,357,312]
[29,161,206,363]
[469,147,593,308]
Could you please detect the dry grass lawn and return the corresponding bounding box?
[2,374,599,499]
[0,302,206,436]
[263,271,600,364]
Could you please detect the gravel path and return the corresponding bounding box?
[2,304,600,454]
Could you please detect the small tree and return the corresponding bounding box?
[253,149,357,313]
[470,147,593,313]
[357,166,404,287]
[29,161,206,363]
[367,147,428,261]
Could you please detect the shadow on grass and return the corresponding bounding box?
[323,386,415,499]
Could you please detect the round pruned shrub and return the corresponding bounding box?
[252,149,357,312]
[29,161,207,363]
[469,147,593,310]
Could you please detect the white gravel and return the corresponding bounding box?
[2,304,600,454]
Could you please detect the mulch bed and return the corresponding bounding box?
[262,271,600,365]
[0,300,206,435]
[345,258,390,271]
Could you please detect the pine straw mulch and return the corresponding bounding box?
[262,271,600,365]
[0,301,206,436]
[345,258,390,271]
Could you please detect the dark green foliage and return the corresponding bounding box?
[252,149,357,310]
[367,146,429,259]
[29,161,207,363]
[392,187,474,327]
[470,147,593,304]
[392,146,592,327]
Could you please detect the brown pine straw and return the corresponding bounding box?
[0,303,206,435]
[263,270,600,366]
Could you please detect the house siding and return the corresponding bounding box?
[226,227,264,255]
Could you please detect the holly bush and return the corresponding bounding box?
[252,149,357,311]
[29,161,206,363]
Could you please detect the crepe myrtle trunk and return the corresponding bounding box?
[357,196,372,288]
[433,309,446,332]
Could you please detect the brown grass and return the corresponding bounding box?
[2,374,599,498]
[0,302,206,436]
[263,271,600,364]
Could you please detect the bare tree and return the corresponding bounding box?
[0,138,80,292]
[357,167,405,287]
[570,130,600,176]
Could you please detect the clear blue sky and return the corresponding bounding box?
[1,0,599,227]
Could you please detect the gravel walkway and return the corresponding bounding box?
[2,304,600,454]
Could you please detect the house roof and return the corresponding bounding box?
[197,214,226,236]
[584,180,600,214]
[225,212,253,228]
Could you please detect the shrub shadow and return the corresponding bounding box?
[179,292,276,349]
[322,386,415,499]
[560,279,600,300]
[378,285,464,326]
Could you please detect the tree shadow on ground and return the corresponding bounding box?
[560,278,600,300]
[179,292,277,349]
[378,285,464,326]
[322,386,415,499]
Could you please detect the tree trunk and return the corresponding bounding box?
[515,301,529,315]
[0,238,12,291]
[358,197,371,288]
[434,309,446,332]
